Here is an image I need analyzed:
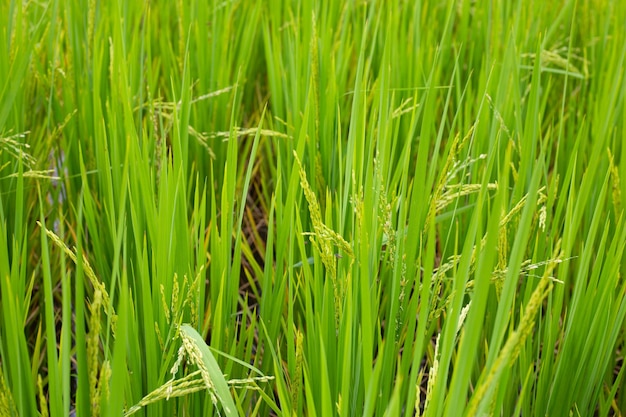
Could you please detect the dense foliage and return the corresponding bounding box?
[1,1,625,416]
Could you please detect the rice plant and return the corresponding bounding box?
[0,0,625,416]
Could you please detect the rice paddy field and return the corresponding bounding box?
[1,0,625,416]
